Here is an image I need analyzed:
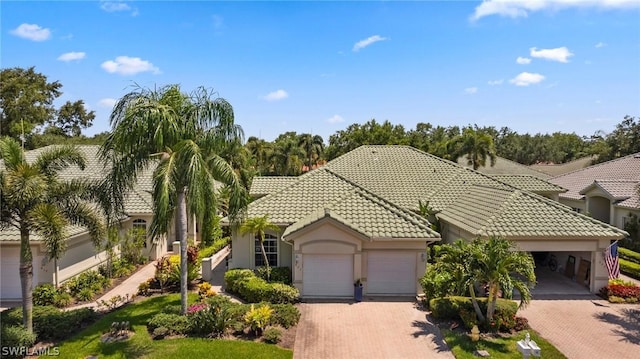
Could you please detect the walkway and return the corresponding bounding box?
[293,299,454,359]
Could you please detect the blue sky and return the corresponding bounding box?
[2,0,639,142]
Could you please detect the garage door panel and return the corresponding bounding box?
[367,252,416,294]
[1,252,38,300]
[303,254,353,297]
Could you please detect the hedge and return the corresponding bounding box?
[429,296,518,322]
[0,306,98,341]
[620,258,640,280]
[619,247,640,265]
[224,269,299,303]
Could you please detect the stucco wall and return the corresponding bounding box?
[1,244,47,300]
[229,227,289,269]
[558,198,586,213]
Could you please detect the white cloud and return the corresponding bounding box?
[488,79,504,86]
[530,47,573,63]
[262,89,288,101]
[10,23,51,41]
[353,35,388,52]
[326,115,344,124]
[101,56,160,75]
[595,42,607,48]
[100,1,138,15]
[464,87,478,94]
[98,98,117,108]
[57,52,86,62]
[510,72,545,86]
[516,56,531,64]
[471,0,640,21]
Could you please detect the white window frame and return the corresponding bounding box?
[254,233,278,267]
[132,219,148,248]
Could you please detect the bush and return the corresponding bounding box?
[138,280,151,296]
[76,287,95,302]
[64,270,110,298]
[270,303,301,328]
[225,269,299,304]
[187,301,236,338]
[429,296,518,332]
[620,258,640,280]
[53,291,73,308]
[245,304,273,336]
[198,282,217,300]
[419,265,457,305]
[0,326,37,359]
[255,266,292,284]
[33,283,58,306]
[263,327,282,344]
[147,313,190,336]
[619,247,640,265]
[1,306,98,341]
[152,326,170,340]
[199,237,230,259]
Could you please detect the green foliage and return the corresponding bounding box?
[619,247,640,264]
[245,304,273,336]
[201,215,224,247]
[120,227,148,265]
[187,301,236,338]
[53,291,73,308]
[225,270,299,304]
[255,266,292,284]
[239,215,280,276]
[199,237,230,259]
[33,283,58,306]
[263,327,283,344]
[620,258,640,280]
[1,306,98,342]
[268,304,301,329]
[147,313,191,336]
[0,326,37,358]
[442,329,567,359]
[429,296,518,331]
[76,287,95,302]
[225,269,256,293]
[419,264,459,305]
[64,269,110,299]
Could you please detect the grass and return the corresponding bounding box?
[442,329,567,359]
[51,293,292,359]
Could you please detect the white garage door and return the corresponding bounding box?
[303,254,353,297]
[367,251,416,294]
[1,253,37,300]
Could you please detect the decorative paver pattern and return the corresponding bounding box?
[521,297,640,359]
[294,300,454,359]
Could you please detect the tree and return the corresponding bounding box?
[0,138,105,333]
[239,215,280,279]
[298,133,324,172]
[100,84,247,315]
[270,136,304,176]
[452,127,497,170]
[0,67,95,148]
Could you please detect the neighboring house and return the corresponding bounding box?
[457,156,551,179]
[530,155,596,177]
[549,153,640,232]
[231,146,626,297]
[0,145,183,301]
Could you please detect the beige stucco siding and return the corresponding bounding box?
[230,227,289,269]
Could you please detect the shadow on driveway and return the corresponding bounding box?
[593,307,640,345]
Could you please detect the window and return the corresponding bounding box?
[133,219,148,248]
[255,233,278,267]
[572,207,582,214]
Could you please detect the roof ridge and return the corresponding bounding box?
[496,156,552,178]
[551,152,640,180]
[475,186,512,236]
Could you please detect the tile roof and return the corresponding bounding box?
[530,155,596,177]
[246,145,623,241]
[490,175,567,194]
[579,180,640,209]
[550,152,640,209]
[438,184,627,239]
[249,176,298,197]
[457,156,551,179]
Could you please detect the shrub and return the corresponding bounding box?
[162,305,182,315]
[603,283,640,302]
[199,237,230,259]
[619,247,640,265]
[263,327,282,344]
[514,316,529,331]
[76,287,95,302]
[620,258,640,280]
[138,280,151,296]
[419,266,457,305]
[224,269,255,293]
[198,282,217,299]
[1,306,98,341]
[147,313,190,336]
[65,270,110,297]
[267,283,300,304]
[245,304,273,336]
[53,291,73,308]
[33,283,58,306]
[0,326,37,359]
[255,266,292,284]
[429,296,518,332]
[187,300,236,337]
[152,326,170,340]
[270,303,301,328]
[225,269,299,304]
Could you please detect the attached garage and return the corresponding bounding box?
[367,251,417,294]
[302,254,353,297]
[0,247,39,300]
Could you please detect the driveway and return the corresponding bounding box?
[520,295,640,358]
[293,299,454,359]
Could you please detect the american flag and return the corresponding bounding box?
[604,242,620,279]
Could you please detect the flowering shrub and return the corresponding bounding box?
[198,282,217,300]
[187,303,208,314]
[600,280,640,303]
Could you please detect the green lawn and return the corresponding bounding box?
[442,329,567,359]
[51,293,292,359]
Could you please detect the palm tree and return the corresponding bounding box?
[269,138,304,175]
[470,237,536,321]
[0,138,105,333]
[452,127,497,170]
[99,84,247,315]
[297,133,324,172]
[239,215,280,279]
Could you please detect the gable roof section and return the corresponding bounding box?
[438,184,627,240]
[490,174,567,194]
[530,155,596,177]
[249,176,298,198]
[579,180,640,209]
[550,152,640,208]
[457,156,551,179]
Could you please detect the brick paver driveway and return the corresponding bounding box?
[293,299,454,359]
[520,295,640,359]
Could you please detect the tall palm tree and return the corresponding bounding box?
[239,215,280,279]
[470,237,536,321]
[0,138,105,333]
[453,127,497,170]
[269,138,304,175]
[297,133,324,172]
[99,84,247,314]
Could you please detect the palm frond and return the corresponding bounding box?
[0,137,26,171]
[33,145,86,177]
[29,203,69,262]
